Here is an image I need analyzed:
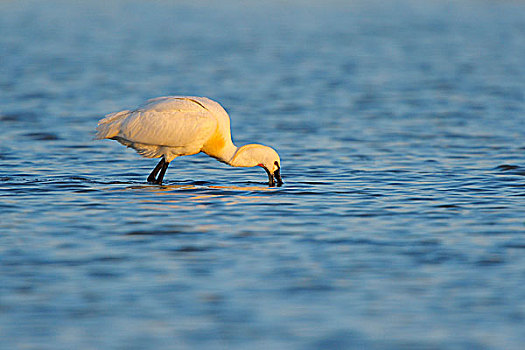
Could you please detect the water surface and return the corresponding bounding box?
[1,1,524,349]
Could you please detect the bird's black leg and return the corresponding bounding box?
[147,158,165,183]
[155,160,170,185]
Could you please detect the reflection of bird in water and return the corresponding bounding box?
[96,96,283,186]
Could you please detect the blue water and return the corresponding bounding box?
[1,0,524,348]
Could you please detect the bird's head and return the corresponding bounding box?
[231,144,283,187]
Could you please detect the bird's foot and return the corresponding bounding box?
[147,178,163,185]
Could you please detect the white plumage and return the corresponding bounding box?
[96,96,282,186]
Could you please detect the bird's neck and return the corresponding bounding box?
[214,142,239,166]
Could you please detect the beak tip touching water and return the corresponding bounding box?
[274,169,283,187]
[269,170,283,187]
[265,167,283,187]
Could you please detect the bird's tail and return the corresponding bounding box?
[95,110,130,140]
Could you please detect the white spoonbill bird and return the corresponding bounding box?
[95,96,283,186]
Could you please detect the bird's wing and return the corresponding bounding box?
[117,99,217,148]
[145,96,228,117]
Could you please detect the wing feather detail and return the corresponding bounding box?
[117,106,217,148]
